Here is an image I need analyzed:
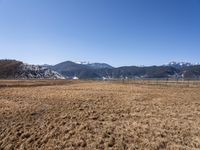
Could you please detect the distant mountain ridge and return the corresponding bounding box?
[166,61,200,68]
[51,61,100,79]
[0,60,65,79]
[74,61,113,69]
[49,60,200,79]
[1,59,200,79]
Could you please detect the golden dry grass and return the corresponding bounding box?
[0,80,200,150]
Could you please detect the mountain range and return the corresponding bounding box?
[0,59,200,79]
[166,61,200,69]
[0,60,65,79]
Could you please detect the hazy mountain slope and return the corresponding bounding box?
[144,66,179,78]
[86,63,113,69]
[0,60,23,79]
[94,66,178,79]
[51,61,99,79]
[74,61,113,69]
[180,65,200,78]
[51,61,181,79]
[0,60,65,79]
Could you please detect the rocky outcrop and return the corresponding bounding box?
[0,60,65,79]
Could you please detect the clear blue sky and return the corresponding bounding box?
[0,0,199,67]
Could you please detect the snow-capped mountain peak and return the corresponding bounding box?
[74,61,90,65]
[74,61,113,69]
[167,61,199,68]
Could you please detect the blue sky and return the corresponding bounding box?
[0,0,199,67]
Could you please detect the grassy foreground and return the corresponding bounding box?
[0,80,200,150]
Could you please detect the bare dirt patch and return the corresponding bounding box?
[0,80,200,150]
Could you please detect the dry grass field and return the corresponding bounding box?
[0,80,200,150]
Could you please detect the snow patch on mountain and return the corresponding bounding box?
[74,61,90,65]
[74,61,113,69]
[17,63,65,79]
[166,61,199,68]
